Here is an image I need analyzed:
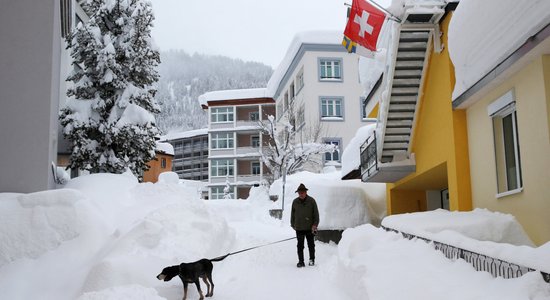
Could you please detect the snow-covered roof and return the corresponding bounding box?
[341,123,377,177]
[155,142,174,156]
[266,30,346,98]
[160,128,208,141]
[198,88,269,107]
[448,0,550,103]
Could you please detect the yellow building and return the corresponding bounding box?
[360,3,471,214]
[450,5,550,245]
[358,1,550,245]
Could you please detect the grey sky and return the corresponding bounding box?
[149,0,349,68]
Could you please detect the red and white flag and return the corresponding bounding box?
[343,0,386,52]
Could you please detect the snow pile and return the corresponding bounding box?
[1,171,550,299]
[157,171,179,184]
[383,208,533,246]
[382,209,550,273]
[337,224,550,300]
[0,173,233,299]
[0,189,91,266]
[270,170,386,229]
[78,284,164,300]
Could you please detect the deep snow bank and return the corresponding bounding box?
[270,170,386,229]
[0,189,103,266]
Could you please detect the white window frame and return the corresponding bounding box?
[296,67,304,94]
[211,107,234,123]
[251,161,260,175]
[211,186,234,200]
[488,90,522,198]
[320,97,344,120]
[318,58,342,81]
[210,159,234,177]
[323,138,341,163]
[251,135,260,148]
[211,132,234,149]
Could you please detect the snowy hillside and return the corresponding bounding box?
[154,51,273,134]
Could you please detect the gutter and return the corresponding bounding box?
[453,21,550,109]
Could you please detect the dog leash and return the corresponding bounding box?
[212,236,297,260]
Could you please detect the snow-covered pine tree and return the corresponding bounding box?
[60,0,161,176]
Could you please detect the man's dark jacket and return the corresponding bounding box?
[290,195,319,231]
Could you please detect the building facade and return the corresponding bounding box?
[161,129,209,181]
[0,0,88,192]
[267,31,367,172]
[358,2,472,213]
[450,3,550,245]
[199,88,275,200]
[143,142,174,183]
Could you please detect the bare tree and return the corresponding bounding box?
[258,103,335,184]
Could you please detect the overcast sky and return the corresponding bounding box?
[149,0,350,68]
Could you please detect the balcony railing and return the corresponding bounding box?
[383,226,550,283]
[360,133,378,178]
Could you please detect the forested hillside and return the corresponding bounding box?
[155,50,273,134]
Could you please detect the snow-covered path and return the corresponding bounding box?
[1,173,549,300]
[154,204,356,300]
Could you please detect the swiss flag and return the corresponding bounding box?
[343,0,386,51]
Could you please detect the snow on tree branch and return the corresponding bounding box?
[258,109,336,184]
[59,0,161,176]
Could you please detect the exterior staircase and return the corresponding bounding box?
[381,29,430,163]
[360,2,448,183]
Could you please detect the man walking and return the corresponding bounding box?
[290,183,319,268]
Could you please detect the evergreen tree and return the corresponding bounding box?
[60,0,161,176]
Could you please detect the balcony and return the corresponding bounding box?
[360,133,415,183]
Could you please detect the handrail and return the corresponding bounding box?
[360,133,378,178]
[382,226,550,283]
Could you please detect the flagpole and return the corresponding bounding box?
[344,1,402,23]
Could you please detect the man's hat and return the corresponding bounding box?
[295,183,308,192]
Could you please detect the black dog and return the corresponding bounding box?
[157,255,228,300]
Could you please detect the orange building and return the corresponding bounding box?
[143,142,174,183]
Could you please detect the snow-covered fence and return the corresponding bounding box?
[382,226,550,283]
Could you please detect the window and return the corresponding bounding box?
[211,159,234,177]
[276,101,283,120]
[296,68,304,93]
[211,107,234,123]
[211,186,234,200]
[284,92,289,111]
[489,90,522,196]
[251,162,260,175]
[250,111,259,121]
[296,105,305,129]
[251,135,260,148]
[361,97,368,120]
[320,97,343,120]
[319,58,342,80]
[289,83,295,101]
[324,139,341,162]
[211,133,234,149]
[161,158,167,169]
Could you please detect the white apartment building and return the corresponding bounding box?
[266,30,367,172]
[199,88,275,199]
